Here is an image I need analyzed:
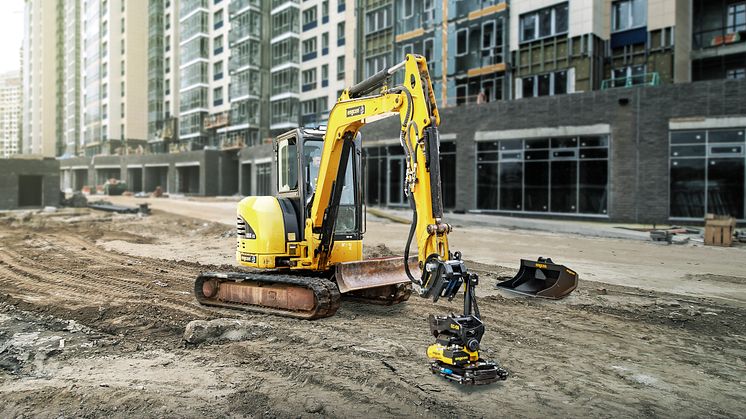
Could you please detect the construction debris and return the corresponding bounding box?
[88,200,150,215]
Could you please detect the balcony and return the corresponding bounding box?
[229,0,261,16]
[693,28,746,50]
[180,0,208,19]
[452,0,503,18]
[455,49,504,75]
[601,72,660,90]
[272,0,299,9]
[396,12,423,36]
[204,111,230,129]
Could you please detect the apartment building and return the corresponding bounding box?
[82,0,149,157]
[691,0,746,81]
[63,0,82,156]
[391,0,509,106]
[0,72,21,159]
[358,0,395,81]
[225,0,266,148]
[269,0,301,135]
[172,0,232,151]
[22,0,64,157]
[299,0,355,127]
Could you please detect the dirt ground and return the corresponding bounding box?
[0,207,744,418]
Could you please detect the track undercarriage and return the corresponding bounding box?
[194,271,411,320]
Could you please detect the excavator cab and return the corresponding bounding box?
[275,128,362,247]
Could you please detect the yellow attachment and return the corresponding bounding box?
[427,343,480,365]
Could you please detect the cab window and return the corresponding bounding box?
[277,137,298,192]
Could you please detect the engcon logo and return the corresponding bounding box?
[346,105,365,117]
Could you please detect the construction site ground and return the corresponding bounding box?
[0,197,744,418]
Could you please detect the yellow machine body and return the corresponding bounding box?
[235,196,362,270]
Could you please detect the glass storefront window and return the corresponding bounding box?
[670,129,745,219]
[476,135,609,215]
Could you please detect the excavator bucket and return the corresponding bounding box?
[335,256,420,297]
[496,258,578,299]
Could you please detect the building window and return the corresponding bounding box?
[301,99,317,125]
[476,136,609,215]
[612,0,646,32]
[456,28,468,56]
[611,65,646,87]
[302,37,317,61]
[482,21,495,49]
[670,129,745,219]
[365,54,388,78]
[321,0,329,23]
[521,70,569,98]
[213,61,223,80]
[520,2,568,43]
[321,32,329,55]
[165,13,170,30]
[213,87,223,106]
[321,64,329,87]
[214,35,224,55]
[337,21,345,46]
[302,6,318,31]
[214,9,223,29]
[727,68,746,80]
[337,55,345,80]
[302,68,317,92]
[366,6,391,33]
[403,0,414,18]
[728,2,746,33]
[256,163,272,195]
[439,142,456,209]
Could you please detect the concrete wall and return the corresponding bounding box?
[359,79,746,223]
[60,149,227,196]
[0,158,60,209]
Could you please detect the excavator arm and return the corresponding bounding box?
[308,54,471,305]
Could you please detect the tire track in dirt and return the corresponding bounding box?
[0,231,221,340]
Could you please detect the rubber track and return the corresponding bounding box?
[194,272,341,320]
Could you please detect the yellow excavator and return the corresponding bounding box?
[195,54,577,385]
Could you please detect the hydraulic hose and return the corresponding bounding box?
[403,196,418,284]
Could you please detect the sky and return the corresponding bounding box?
[0,0,25,75]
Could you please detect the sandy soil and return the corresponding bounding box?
[0,208,744,418]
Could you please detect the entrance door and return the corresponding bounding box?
[18,175,43,207]
[387,156,406,206]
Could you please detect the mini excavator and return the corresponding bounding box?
[195,54,576,385]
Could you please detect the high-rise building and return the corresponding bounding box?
[269,0,300,136]
[357,0,394,82]
[0,72,21,159]
[62,0,82,156]
[82,0,149,156]
[225,0,266,147]
[173,0,233,151]
[391,0,508,106]
[691,0,746,81]
[299,0,355,127]
[511,0,691,97]
[22,0,64,157]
